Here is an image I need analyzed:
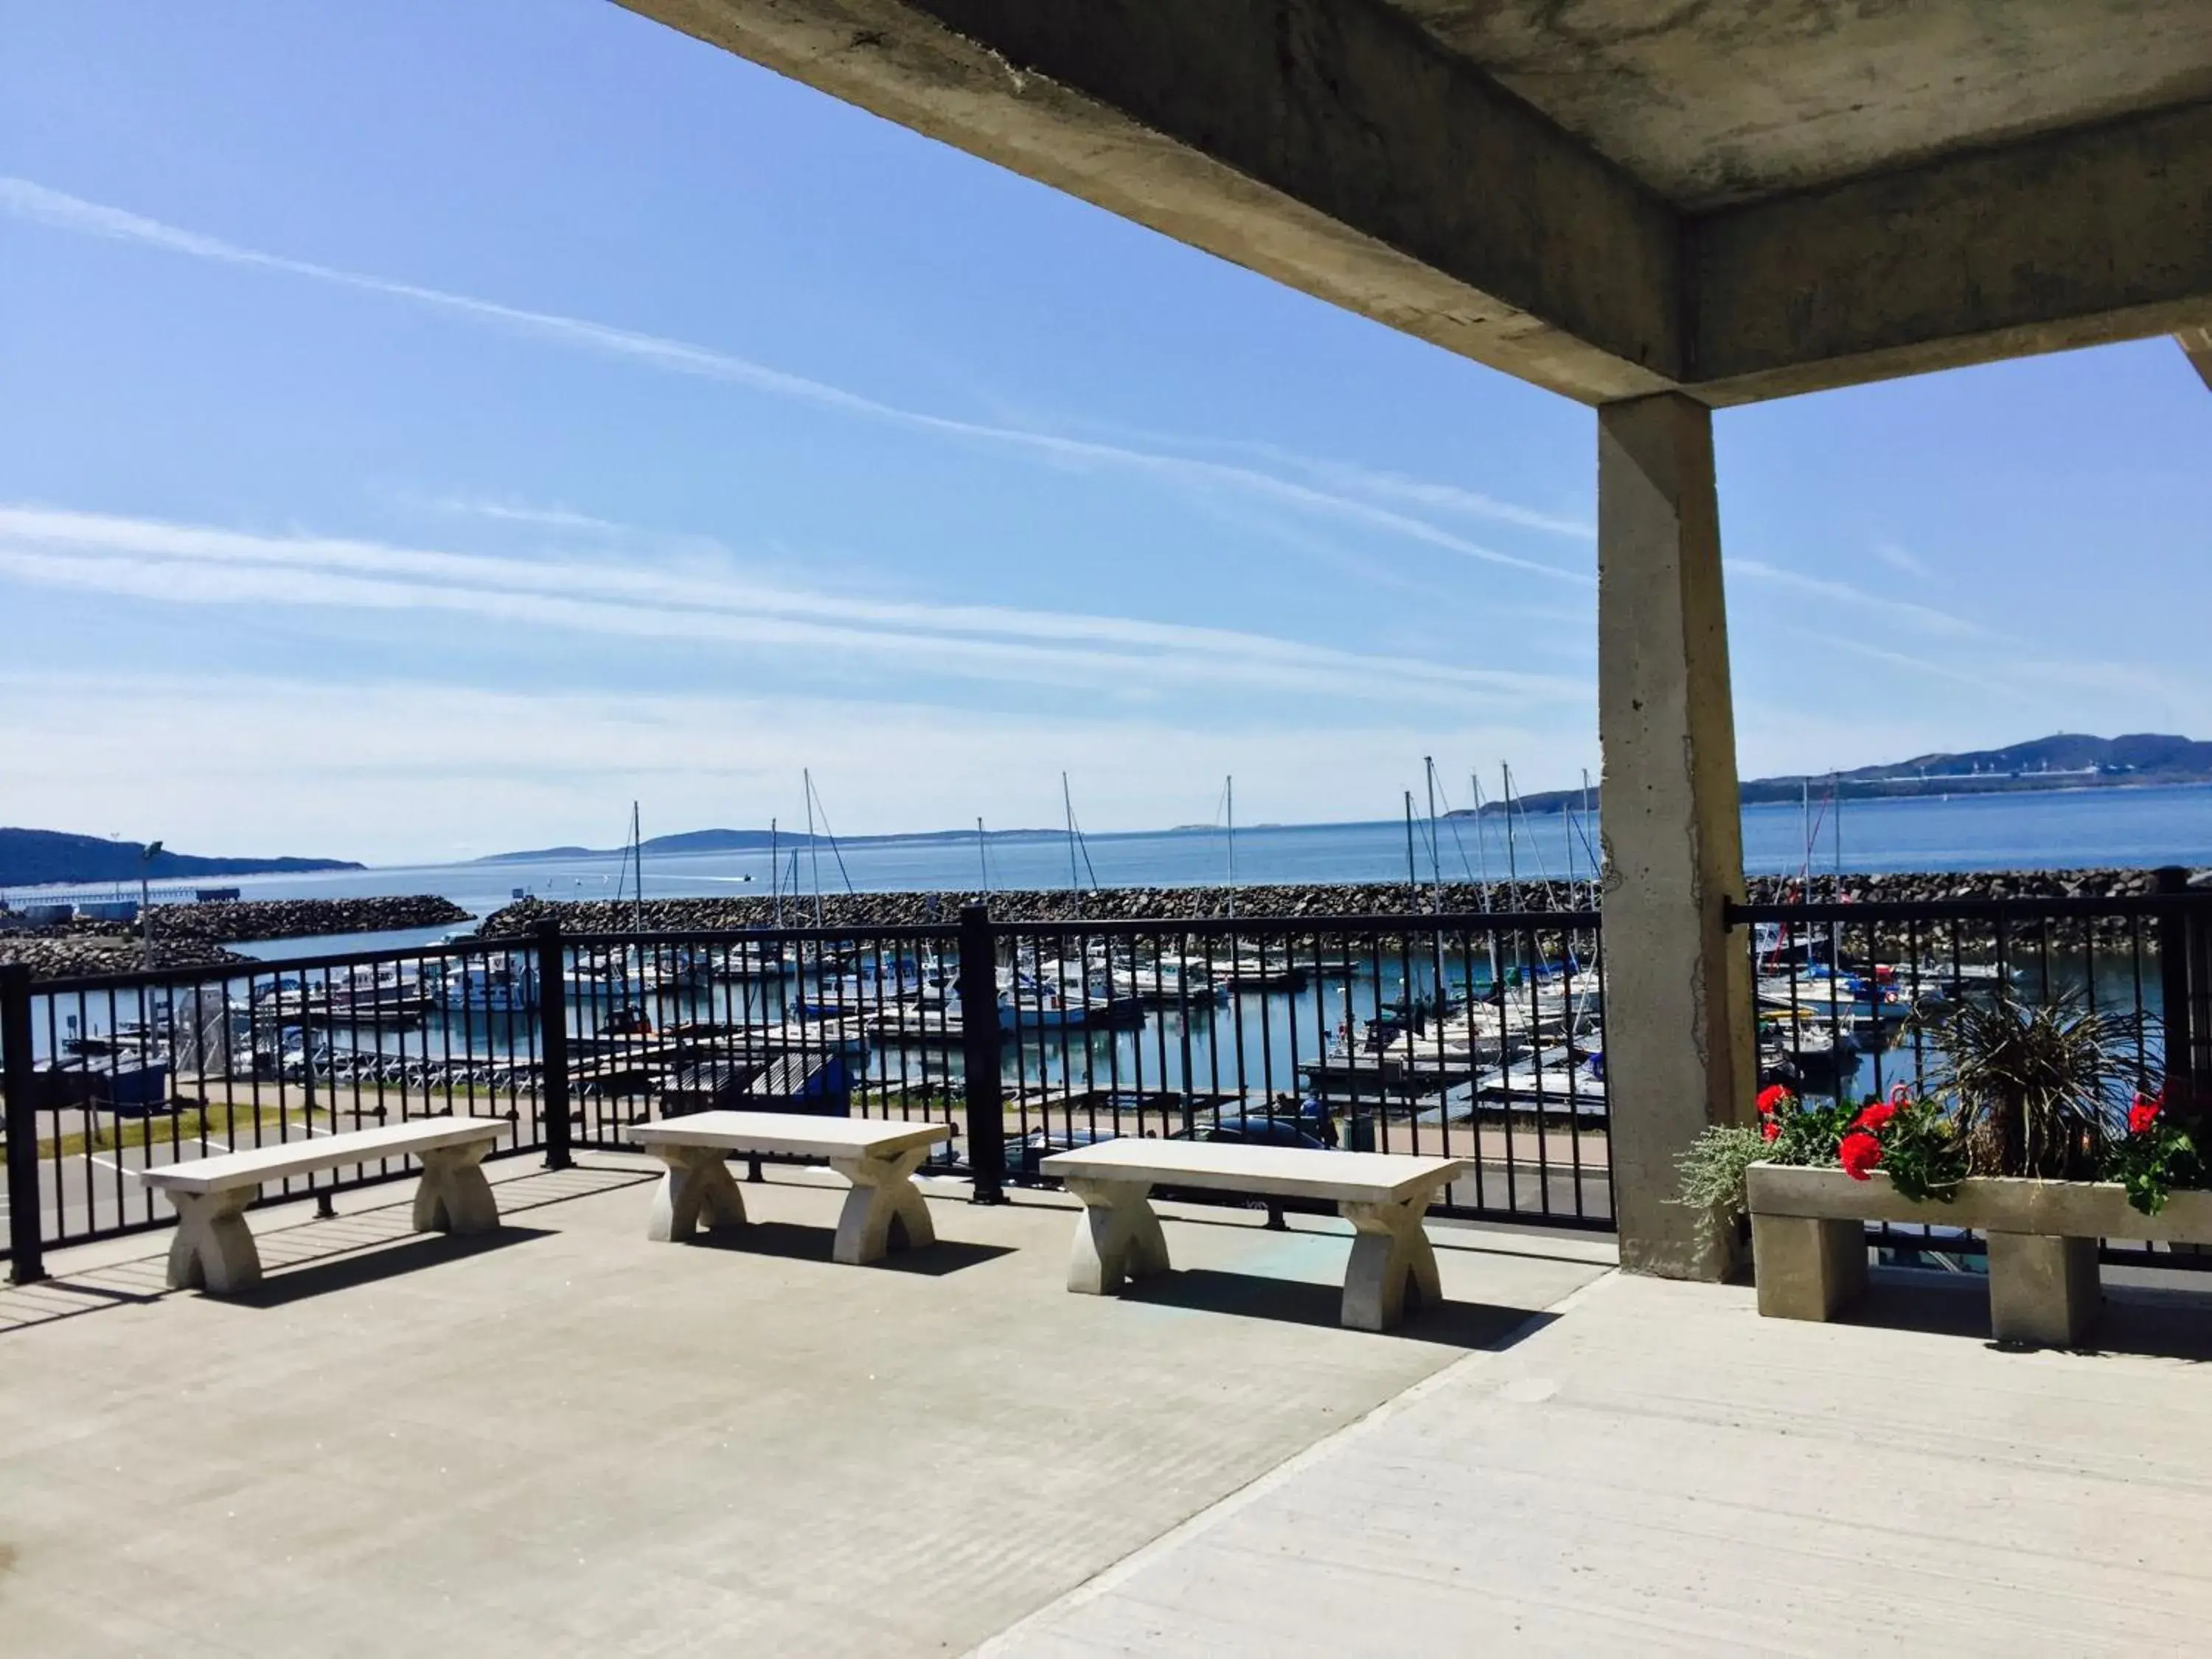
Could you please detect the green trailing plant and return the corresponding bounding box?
[1847,1094,1969,1203]
[1672,1085,1854,1223]
[1672,1083,1968,1222]
[1672,1122,1769,1221]
[1913,987,2140,1180]
[2107,1091,2205,1216]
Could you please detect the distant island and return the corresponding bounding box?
[476,824,1072,863]
[12,734,2208,888]
[0,828,362,889]
[1458,733,2212,816]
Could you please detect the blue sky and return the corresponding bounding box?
[3,2,2208,865]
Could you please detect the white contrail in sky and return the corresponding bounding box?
[0,175,1593,585]
[0,503,1590,708]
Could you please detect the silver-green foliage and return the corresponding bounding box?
[1672,1124,1771,1222]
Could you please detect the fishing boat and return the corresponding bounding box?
[436,959,539,1013]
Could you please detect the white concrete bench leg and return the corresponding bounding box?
[1988,1231,2100,1348]
[164,1186,262,1294]
[644,1146,750,1242]
[828,1146,936,1265]
[1063,1177,1171,1295]
[1339,1192,1443,1332]
[412,1140,502,1236]
[1751,1212,1868,1321]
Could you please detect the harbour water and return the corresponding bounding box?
[16,782,2212,926]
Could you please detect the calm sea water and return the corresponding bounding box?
[20,784,2212,933]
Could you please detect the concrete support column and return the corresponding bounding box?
[1597,392,1755,1279]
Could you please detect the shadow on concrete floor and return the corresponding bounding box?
[683,1220,1016,1276]
[224,1226,558,1308]
[1849,1267,2212,1361]
[0,1276,164,1339]
[1121,1268,1559,1349]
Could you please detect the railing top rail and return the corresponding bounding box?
[1728,894,2207,926]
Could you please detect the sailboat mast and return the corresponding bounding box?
[1832,771,1843,887]
[770,816,782,928]
[1582,768,1596,907]
[804,769,824,928]
[631,801,643,936]
[1562,782,1577,893]
[1225,775,1237,923]
[1501,765,1520,908]
[1471,773,1500,985]
[1404,791,1419,899]
[1423,756,1442,902]
[977,817,990,896]
[1801,776,1812,888]
[1062,772,1079,897]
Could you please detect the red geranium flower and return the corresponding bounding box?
[1852,1102,1898,1133]
[1761,1119,1781,1143]
[1756,1084,1792,1118]
[2129,1093,2161,1135]
[1838,1130,1883,1180]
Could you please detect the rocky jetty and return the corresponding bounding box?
[2,894,471,981]
[476,868,2202,947]
[1,935,249,981]
[78,894,472,945]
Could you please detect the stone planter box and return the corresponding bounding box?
[1746,1163,2212,1348]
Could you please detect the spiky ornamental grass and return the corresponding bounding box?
[1916,987,2145,1180]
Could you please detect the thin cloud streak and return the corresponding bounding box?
[0,504,1589,707]
[0,177,1590,588]
[1871,541,1929,579]
[1730,557,1986,639]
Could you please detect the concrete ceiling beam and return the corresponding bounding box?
[618,1,2212,408]
[618,0,1681,404]
[1688,101,2212,406]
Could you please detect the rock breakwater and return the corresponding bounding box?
[476,868,2204,945]
[3,895,471,981]
[1,935,249,981]
[85,894,472,944]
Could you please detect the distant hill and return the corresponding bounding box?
[478,825,1068,862]
[0,828,361,888]
[1457,734,2212,815]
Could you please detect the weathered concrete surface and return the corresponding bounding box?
[983,1270,2212,1657]
[0,1158,1607,1657]
[1596,394,1751,1280]
[617,0,1680,404]
[1693,98,2212,402]
[1393,1,2212,209]
[2182,325,2212,392]
[616,1,2212,405]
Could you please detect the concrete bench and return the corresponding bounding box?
[1747,1164,2212,1347]
[627,1111,952,1265]
[1038,1139,1469,1331]
[133,1117,506,1295]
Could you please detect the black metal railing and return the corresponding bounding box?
[0,935,556,1279]
[3,903,1611,1278]
[1728,866,2212,1270]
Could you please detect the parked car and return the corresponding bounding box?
[1004,1124,1120,1183]
[1176,1113,1329,1151]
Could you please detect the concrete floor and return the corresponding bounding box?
[985,1267,2212,1657]
[0,1156,1607,1657]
